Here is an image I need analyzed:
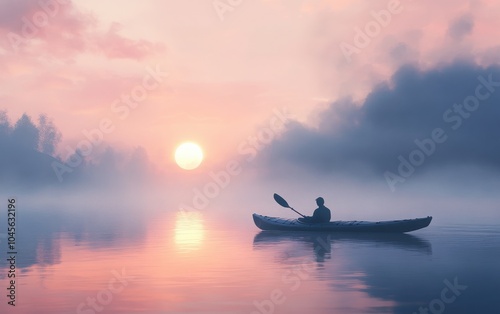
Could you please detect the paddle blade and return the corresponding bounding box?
[273,193,290,208]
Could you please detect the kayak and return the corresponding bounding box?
[252,213,432,233]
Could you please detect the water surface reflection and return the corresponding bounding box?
[174,212,205,252]
[0,208,498,313]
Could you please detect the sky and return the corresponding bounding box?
[1,1,500,222]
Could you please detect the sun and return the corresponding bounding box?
[175,142,204,170]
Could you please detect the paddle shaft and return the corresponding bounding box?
[289,207,306,218]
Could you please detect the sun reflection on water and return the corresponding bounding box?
[174,211,205,252]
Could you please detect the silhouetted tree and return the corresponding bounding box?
[0,111,155,188]
[10,113,39,150]
[126,146,150,180]
[38,114,62,155]
[0,110,10,147]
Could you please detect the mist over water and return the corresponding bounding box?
[1,115,499,313]
[1,125,500,314]
[1,35,500,314]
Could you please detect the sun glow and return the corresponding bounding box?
[174,142,204,170]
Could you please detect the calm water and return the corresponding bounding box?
[1,208,499,314]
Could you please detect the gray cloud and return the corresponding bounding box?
[258,62,500,179]
[448,15,474,41]
[0,0,39,30]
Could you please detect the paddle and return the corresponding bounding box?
[273,193,306,218]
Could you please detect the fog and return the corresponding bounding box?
[1,61,500,236]
[1,103,499,282]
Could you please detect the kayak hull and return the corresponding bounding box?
[252,213,432,233]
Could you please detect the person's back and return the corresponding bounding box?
[299,197,331,223]
[312,203,331,223]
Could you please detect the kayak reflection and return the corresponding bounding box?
[253,231,432,262]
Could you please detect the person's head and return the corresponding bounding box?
[316,197,325,206]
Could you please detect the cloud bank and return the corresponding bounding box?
[258,61,500,189]
[0,0,162,59]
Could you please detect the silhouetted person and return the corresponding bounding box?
[299,197,331,223]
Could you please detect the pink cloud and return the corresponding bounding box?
[92,22,165,60]
[0,0,162,60]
